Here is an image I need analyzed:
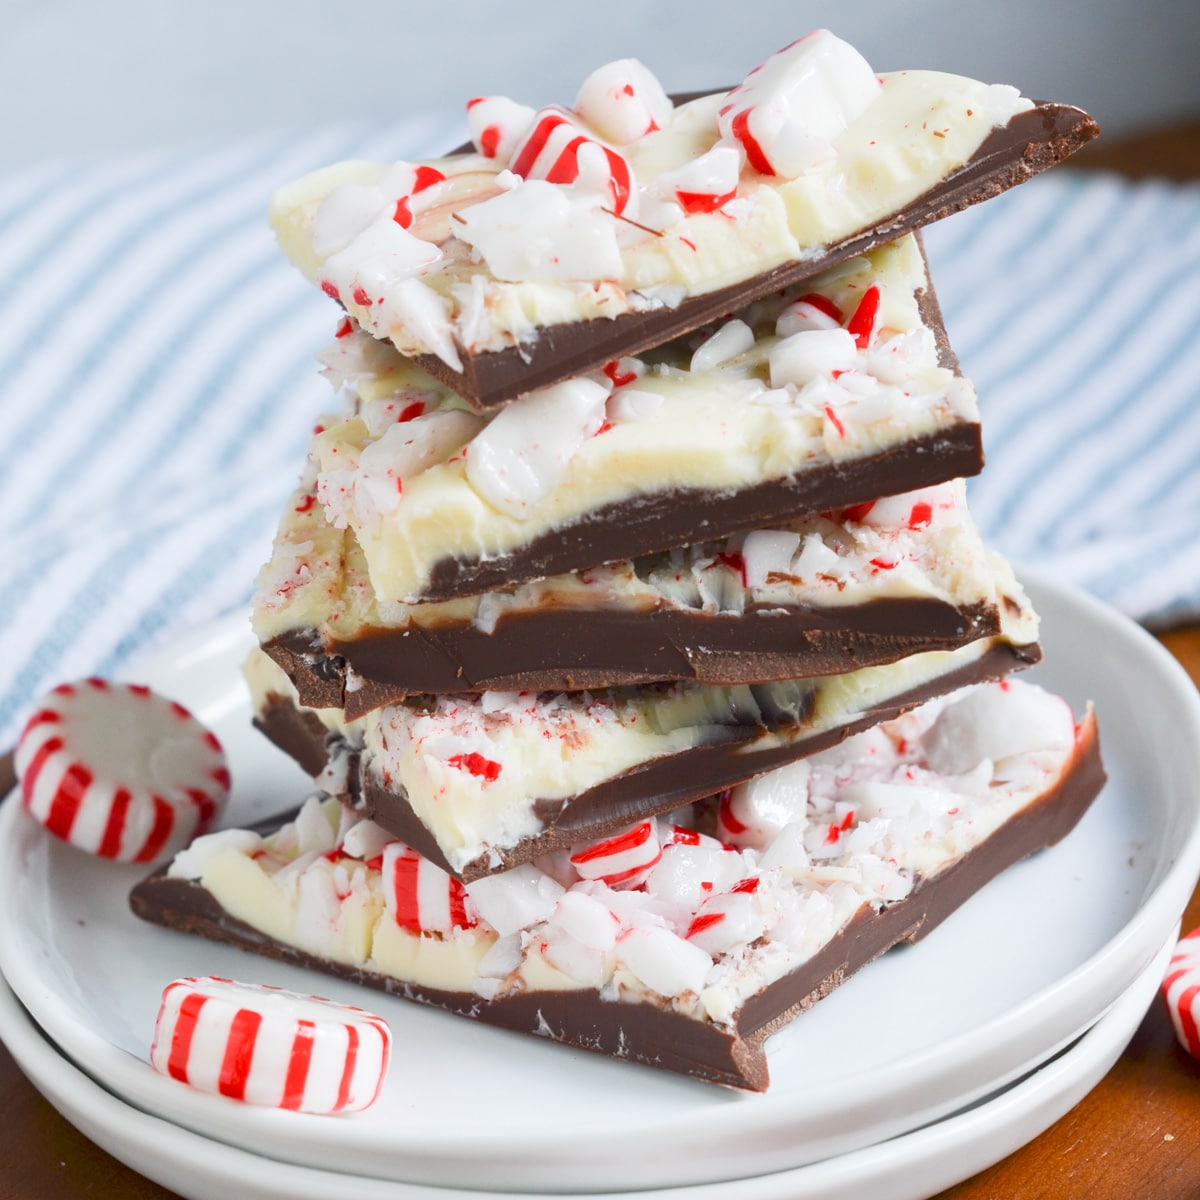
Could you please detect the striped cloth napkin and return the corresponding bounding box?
[0,118,1197,750]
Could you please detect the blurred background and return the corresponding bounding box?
[1,0,1197,168]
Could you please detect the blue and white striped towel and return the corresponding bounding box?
[0,119,1197,749]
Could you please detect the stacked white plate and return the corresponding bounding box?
[2,570,1199,1200]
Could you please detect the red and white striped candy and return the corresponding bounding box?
[508,106,636,214]
[717,30,880,177]
[574,59,672,145]
[569,818,662,888]
[1162,928,1200,1057]
[383,842,477,935]
[151,977,390,1113]
[466,95,536,163]
[15,679,229,863]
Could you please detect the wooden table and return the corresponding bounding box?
[2,125,1199,1200]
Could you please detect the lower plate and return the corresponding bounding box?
[0,938,1172,1200]
[1,570,1199,1191]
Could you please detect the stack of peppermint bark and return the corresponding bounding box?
[132,31,1106,1090]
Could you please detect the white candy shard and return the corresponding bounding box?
[776,295,843,336]
[617,924,712,996]
[718,30,881,177]
[150,976,390,1113]
[553,889,621,950]
[465,864,564,937]
[922,679,1076,776]
[465,377,608,516]
[318,216,442,307]
[355,409,484,518]
[574,59,673,145]
[720,759,811,848]
[769,327,858,388]
[690,319,755,373]
[466,96,537,164]
[15,678,229,863]
[686,885,770,956]
[650,143,742,214]
[741,529,802,587]
[454,179,624,282]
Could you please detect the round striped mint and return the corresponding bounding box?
[14,678,229,862]
[151,977,390,1113]
[1162,927,1200,1058]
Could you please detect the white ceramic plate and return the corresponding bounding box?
[1,570,1198,1192]
[0,936,1173,1200]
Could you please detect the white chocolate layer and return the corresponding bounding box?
[245,578,1037,876]
[270,69,1030,360]
[251,476,999,649]
[303,237,978,603]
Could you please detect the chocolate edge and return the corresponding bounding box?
[414,103,1097,411]
[254,638,1042,881]
[129,712,1103,1091]
[268,597,1001,717]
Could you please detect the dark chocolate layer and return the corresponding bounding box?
[418,423,984,602]
[254,639,1041,881]
[417,103,1097,411]
[265,597,1001,720]
[130,713,1103,1091]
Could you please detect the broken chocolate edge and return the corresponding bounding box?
[129,712,1102,1091]
[253,639,1042,881]
[415,103,1097,411]
[418,423,984,602]
[264,597,1001,718]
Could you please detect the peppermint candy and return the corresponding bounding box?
[574,59,672,145]
[382,842,477,935]
[1163,929,1200,1058]
[569,818,663,887]
[508,106,636,214]
[717,30,880,177]
[151,977,390,1113]
[15,679,229,862]
[466,96,537,163]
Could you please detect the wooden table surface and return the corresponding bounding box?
[2,125,1199,1200]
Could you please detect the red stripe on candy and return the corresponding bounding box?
[799,293,844,323]
[718,792,747,835]
[845,285,881,349]
[448,879,472,930]
[597,848,663,884]
[480,125,501,157]
[168,993,208,1082]
[22,709,61,732]
[571,821,653,865]
[446,752,501,781]
[136,796,176,863]
[391,850,422,933]
[97,787,132,858]
[823,405,845,438]
[281,1019,316,1110]
[1176,982,1200,1056]
[334,1024,359,1113]
[730,109,774,176]
[19,734,63,809]
[686,912,726,939]
[46,761,92,840]
[218,1007,263,1100]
